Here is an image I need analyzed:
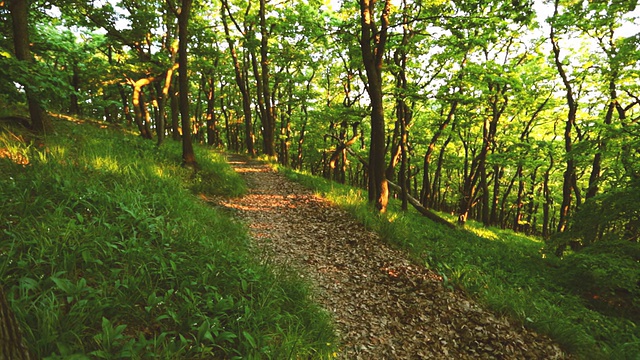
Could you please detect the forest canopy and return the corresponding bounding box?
[1,0,639,250]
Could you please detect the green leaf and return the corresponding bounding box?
[242,330,257,348]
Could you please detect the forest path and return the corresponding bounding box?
[218,153,568,359]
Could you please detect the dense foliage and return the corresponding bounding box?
[2,0,638,242]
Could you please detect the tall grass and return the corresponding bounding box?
[280,167,640,360]
[0,117,335,359]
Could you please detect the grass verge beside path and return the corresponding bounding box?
[0,117,335,359]
[279,167,640,360]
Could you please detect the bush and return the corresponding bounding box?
[556,241,640,315]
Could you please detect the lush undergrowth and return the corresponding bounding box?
[0,116,335,359]
[280,167,640,360]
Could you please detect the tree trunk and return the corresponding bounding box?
[0,286,34,360]
[205,77,220,147]
[70,64,81,115]
[178,0,196,167]
[280,79,293,166]
[157,63,178,146]
[551,0,577,240]
[130,76,155,139]
[421,101,457,208]
[490,165,501,226]
[258,0,276,157]
[220,83,233,149]
[360,0,391,213]
[118,84,134,126]
[513,165,525,232]
[542,154,554,239]
[170,81,181,141]
[500,167,518,229]
[431,132,452,210]
[9,0,52,133]
[221,0,255,156]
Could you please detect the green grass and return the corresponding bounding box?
[0,117,335,359]
[279,166,640,360]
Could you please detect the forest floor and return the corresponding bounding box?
[215,153,570,359]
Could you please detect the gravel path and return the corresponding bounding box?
[218,153,569,359]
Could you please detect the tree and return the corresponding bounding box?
[0,285,33,360]
[221,0,255,156]
[177,0,196,166]
[8,0,53,133]
[359,0,390,212]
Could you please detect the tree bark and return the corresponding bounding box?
[9,0,53,133]
[0,286,34,360]
[258,0,276,157]
[205,77,220,147]
[129,76,155,139]
[360,0,390,213]
[221,0,255,156]
[118,84,134,126]
[550,2,577,238]
[170,80,181,141]
[157,62,179,146]
[178,0,196,167]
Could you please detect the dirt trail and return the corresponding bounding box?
[218,153,569,359]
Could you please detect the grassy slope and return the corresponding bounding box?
[0,117,334,359]
[280,167,640,360]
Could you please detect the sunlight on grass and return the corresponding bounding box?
[91,155,120,173]
[1,117,335,359]
[467,226,500,240]
[279,165,640,359]
[39,144,68,163]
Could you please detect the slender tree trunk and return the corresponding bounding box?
[221,0,255,156]
[141,91,153,139]
[170,81,181,140]
[205,77,220,147]
[295,120,306,170]
[258,0,276,157]
[490,165,501,226]
[157,63,178,146]
[500,168,518,229]
[178,0,196,166]
[587,75,616,199]
[480,161,490,225]
[130,77,155,139]
[551,1,577,240]
[220,82,232,148]
[431,133,452,210]
[280,79,293,166]
[400,110,409,211]
[9,0,52,133]
[514,165,525,232]
[70,64,81,115]
[118,84,134,126]
[542,154,554,239]
[525,167,539,234]
[421,101,457,207]
[192,74,205,143]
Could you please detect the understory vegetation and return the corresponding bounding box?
[280,167,640,359]
[0,116,335,359]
